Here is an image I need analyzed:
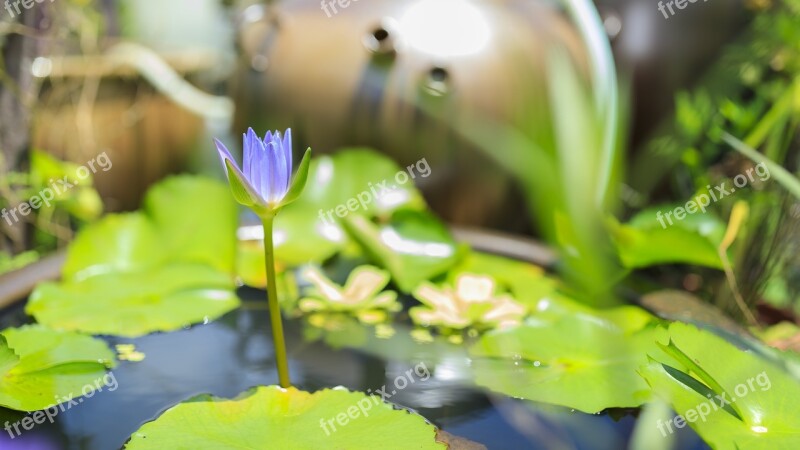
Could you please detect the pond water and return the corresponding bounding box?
[0,286,710,450]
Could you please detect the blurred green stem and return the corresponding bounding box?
[261,215,291,388]
[562,0,620,208]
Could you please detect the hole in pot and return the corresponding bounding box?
[424,67,451,97]
[363,24,396,55]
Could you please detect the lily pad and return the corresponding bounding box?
[142,176,238,274]
[62,177,237,278]
[469,314,665,413]
[27,264,239,337]
[28,176,241,337]
[125,386,445,450]
[343,211,461,292]
[271,149,427,266]
[639,322,800,449]
[0,326,116,411]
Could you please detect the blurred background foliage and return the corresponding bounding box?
[0,0,798,324]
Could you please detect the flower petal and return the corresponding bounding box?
[213,138,240,173]
[263,130,274,147]
[245,128,267,200]
[343,266,390,302]
[301,267,344,302]
[482,296,526,324]
[272,131,288,200]
[264,140,281,202]
[282,128,293,190]
[456,275,495,303]
[413,283,460,316]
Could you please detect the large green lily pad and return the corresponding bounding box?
[469,313,665,413]
[28,176,241,337]
[0,326,116,411]
[639,322,800,449]
[27,264,239,337]
[142,176,238,274]
[125,386,445,450]
[62,177,237,278]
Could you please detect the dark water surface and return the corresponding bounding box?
[0,287,710,450]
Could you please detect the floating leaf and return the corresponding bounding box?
[29,177,242,337]
[272,149,427,266]
[639,322,800,449]
[125,386,445,450]
[469,314,665,413]
[343,211,461,292]
[142,176,238,274]
[0,326,115,412]
[28,264,239,338]
[61,214,165,280]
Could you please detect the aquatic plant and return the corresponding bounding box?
[410,273,527,331]
[214,128,311,388]
[298,265,401,323]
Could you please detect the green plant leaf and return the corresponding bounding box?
[27,264,239,338]
[143,175,238,274]
[61,214,166,280]
[223,158,261,209]
[63,176,238,278]
[279,148,312,208]
[271,149,427,266]
[29,176,241,337]
[722,132,800,200]
[28,150,105,222]
[342,211,461,293]
[469,314,665,413]
[0,326,115,412]
[609,210,725,269]
[125,386,445,450]
[639,322,800,449]
[272,207,345,266]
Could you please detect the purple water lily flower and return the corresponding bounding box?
[214,128,310,216]
[214,128,292,205]
[212,127,311,388]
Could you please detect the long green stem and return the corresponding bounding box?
[261,215,291,388]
